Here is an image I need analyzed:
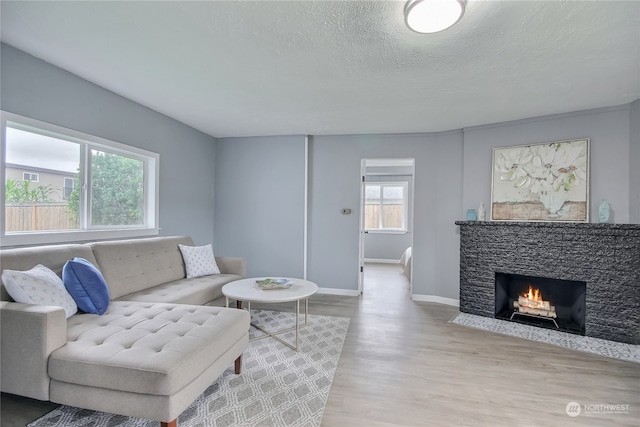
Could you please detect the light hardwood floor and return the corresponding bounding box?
[1,263,638,426]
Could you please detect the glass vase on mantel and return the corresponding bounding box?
[478,203,486,221]
[466,209,477,221]
[599,199,611,223]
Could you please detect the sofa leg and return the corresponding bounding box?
[235,354,242,374]
[161,420,177,427]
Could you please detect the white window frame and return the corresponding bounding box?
[364,181,409,233]
[23,172,39,182]
[1,111,160,246]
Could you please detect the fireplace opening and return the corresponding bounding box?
[495,273,586,335]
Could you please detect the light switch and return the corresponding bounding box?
[342,208,352,214]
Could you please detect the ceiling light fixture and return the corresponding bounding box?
[404,0,466,34]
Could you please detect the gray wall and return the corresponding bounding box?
[364,233,412,261]
[630,99,640,223]
[307,132,463,299]
[1,43,217,244]
[462,105,634,224]
[213,136,305,277]
[213,132,463,299]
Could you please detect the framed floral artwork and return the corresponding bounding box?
[491,138,589,222]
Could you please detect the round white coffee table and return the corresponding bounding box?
[222,277,318,351]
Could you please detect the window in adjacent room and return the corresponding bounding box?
[365,182,408,231]
[1,111,159,246]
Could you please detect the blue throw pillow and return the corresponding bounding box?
[62,257,110,315]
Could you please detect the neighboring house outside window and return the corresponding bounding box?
[6,164,73,203]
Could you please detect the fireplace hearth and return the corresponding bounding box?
[456,221,640,344]
[495,272,586,335]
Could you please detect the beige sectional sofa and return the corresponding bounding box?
[0,235,250,427]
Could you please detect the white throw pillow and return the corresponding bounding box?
[1,264,78,318]
[178,244,221,278]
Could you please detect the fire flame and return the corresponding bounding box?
[515,285,556,318]
[524,285,542,302]
[519,285,550,310]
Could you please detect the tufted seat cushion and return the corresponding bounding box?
[115,274,239,305]
[48,301,249,396]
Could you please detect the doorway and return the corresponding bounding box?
[358,158,415,295]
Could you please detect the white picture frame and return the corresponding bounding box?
[491,138,590,222]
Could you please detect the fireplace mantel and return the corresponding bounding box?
[455,221,640,344]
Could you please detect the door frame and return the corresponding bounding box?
[358,158,415,295]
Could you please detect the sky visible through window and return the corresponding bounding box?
[5,127,80,173]
[366,185,403,204]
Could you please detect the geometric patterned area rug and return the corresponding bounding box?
[28,310,350,427]
[451,313,639,364]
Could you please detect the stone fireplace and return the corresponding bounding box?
[456,221,640,344]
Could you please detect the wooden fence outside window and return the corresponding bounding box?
[5,204,78,232]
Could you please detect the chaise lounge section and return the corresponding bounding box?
[0,236,250,426]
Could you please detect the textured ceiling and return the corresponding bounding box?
[1,0,639,138]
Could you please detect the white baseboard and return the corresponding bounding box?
[317,287,361,297]
[411,294,460,307]
[364,258,400,264]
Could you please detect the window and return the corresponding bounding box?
[365,182,408,231]
[63,177,74,199]
[2,111,159,246]
[23,172,39,182]
[88,149,144,226]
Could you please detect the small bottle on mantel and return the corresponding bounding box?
[599,199,611,223]
[478,203,486,221]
